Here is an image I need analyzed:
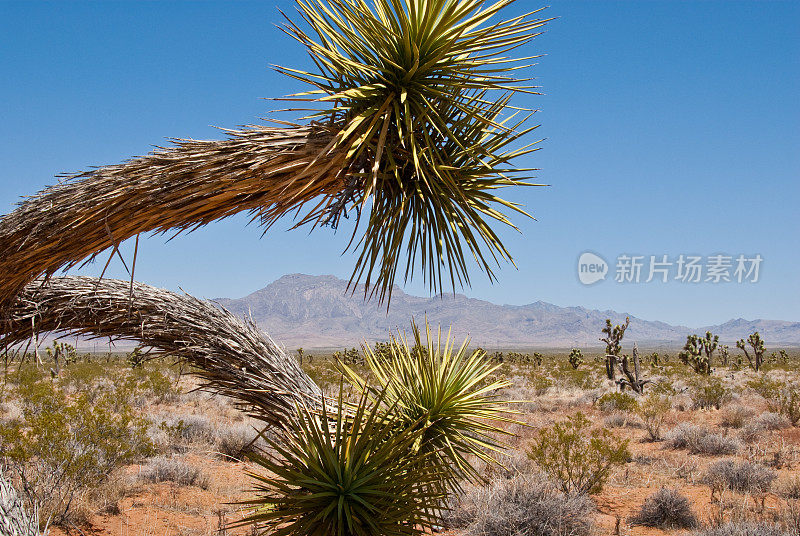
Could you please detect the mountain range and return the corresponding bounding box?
[214,274,800,349]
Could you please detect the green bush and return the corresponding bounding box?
[637,392,672,441]
[561,368,602,390]
[689,376,731,410]
[776,386,800,425]
[526,372,553,396]
[0,374,153,527]
[746,376,800,424]
[747,374,782,401]
[596,392,639,413]
[527,412,630,495]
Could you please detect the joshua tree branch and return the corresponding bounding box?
[0,276,322,426]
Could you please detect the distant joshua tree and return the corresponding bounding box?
[568,348,584,369]
[600,317,629,381]
[737,332,767,371]
[679,331,719,375]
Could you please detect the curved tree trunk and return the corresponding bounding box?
[0,125,340,312]
[0,276,322,426]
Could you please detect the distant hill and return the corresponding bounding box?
[215,274,800,349]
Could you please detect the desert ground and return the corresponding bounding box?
[2,345,800,536]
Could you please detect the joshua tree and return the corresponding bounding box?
[719,344,730,367]
[0,0,549,313]
[0,3,550,531]
[568,348,584,369]
[679,331,718,374]
[768,349,789,364]
[600,317,630,381]
[737,332,767,372]
[617,344,650,394]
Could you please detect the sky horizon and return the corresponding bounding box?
[1,1,798,327]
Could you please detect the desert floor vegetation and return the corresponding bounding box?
[1,346,800,535]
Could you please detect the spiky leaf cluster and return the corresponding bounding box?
[341,321,518,485]
[279,0,549,302]
[240,387,443,536]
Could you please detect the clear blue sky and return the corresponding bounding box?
[1,1,798,327]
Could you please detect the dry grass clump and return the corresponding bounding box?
[776,476,800,500]
[755,411,790,430]
[148,413,261,460]
[85,473,137,516]
[702,460,776,496]
[628,488,698,529]
[690,521,788,536]
[216,422,261,461]
[665,422,741,455]
[138,456,210,489]
[172,414,221,445]
[720,405,757,429]
[740,412,792,443]
[603,411,641,429]
[444,473,594,536]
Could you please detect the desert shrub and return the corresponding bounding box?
[637,392,672,441]
[747,375,783,403]
[665,423,741,455]
[138,456,210,489]
[778,478,800,503]
[59,360,123,392]
[702,460,776,496]
[596,392,639,413]
[777,387,800,425]
[748,376,800,425]
[690,376,731,410]
[216,422,260,460]
[603,412,640,428]
[629,488,698,529]
[156,414,220,448]
[560,368,601,390]
[754,411,791,430]
[720,404,757,429]
[526,373,553,396]
[0,374,153,527]
[650,379,679,397]
[691,521,786,536]
[696,433,742,456]
[129,366,181,403]
[665,422,704,449]
[301,358,349,391]
[527,412,630,495]
[740,412,791,442]
[776,476,800,500]
[444,473,594,536]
